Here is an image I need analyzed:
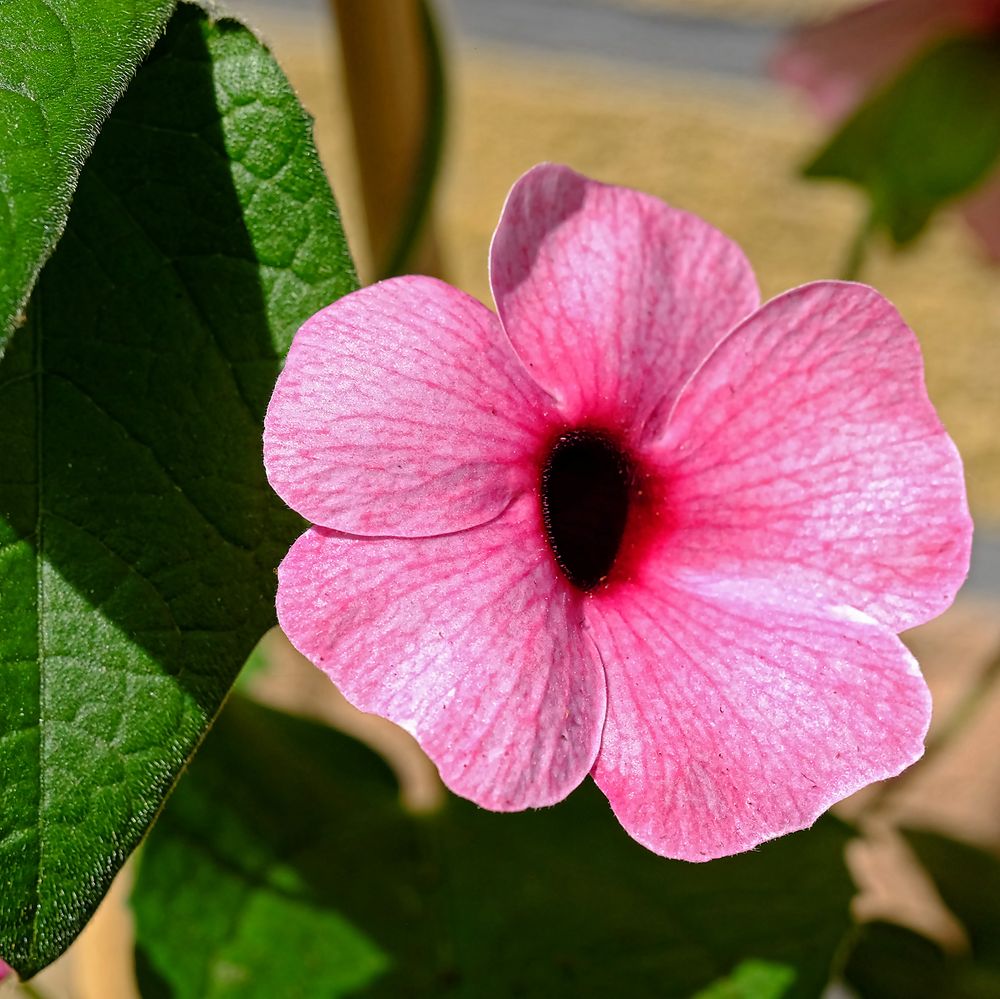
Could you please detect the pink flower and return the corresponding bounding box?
[264,164,971,861]
[772,0,1000,258]
[0,959,11,981]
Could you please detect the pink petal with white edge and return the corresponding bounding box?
[489,163,759,436]
[277,496,605,810]
[652,281,972,633]
[772,0,1000,123]
[264,276,553,537]
[588,578,930,861]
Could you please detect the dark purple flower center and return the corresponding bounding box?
[541,430,632,591]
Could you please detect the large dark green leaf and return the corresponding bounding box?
[803,35,1000,245]
[133,697,855,998]
[0,0,177,348]
[0,4,356,975]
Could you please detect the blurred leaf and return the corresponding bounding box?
[0,3,356,976]
[959,965,1000,998]
[133,697,855,998]
[0,0,176,348]
[844,830,1000,998]
[693,959,796,998]
[843,921,951,999]
[844,920,1000,999]
[803,35,1000,245]
[235,635,273,694]
[903,829,1000,967]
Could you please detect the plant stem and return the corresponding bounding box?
[330,0,444,281]
[840,209,876,281]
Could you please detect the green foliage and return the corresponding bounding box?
[803,35,1000,246]
[905,828,1000,966]
[0,3,356,976]
[133,697,855,999]
[844,830,1000,998]
[0,0,176,348]
[843,921,952,999]
[693,960,796,999]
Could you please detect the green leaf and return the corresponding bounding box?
[0,0,177,348]
[0,3,356,976]
[133,697,855,999]
[692,959,796,999]
[843,831,1000,999]
[843,922,951,999]
[903,829,1000,967]
[958,965,1000,999]
[803,35,1000,245]
[842,920,1000,999]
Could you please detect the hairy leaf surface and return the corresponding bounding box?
[0,4,356,974]
[0,0,177,347]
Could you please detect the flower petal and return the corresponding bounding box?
[276,496,605,810]
[652,281,972,632]
[588,578,930,861]
[264,275,552,537]
[771,0,999,123]
[489,163,759,434]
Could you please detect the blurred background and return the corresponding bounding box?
[11,0,1000,995]
[241,0,1000,534]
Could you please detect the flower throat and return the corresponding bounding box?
[540,430,631,591]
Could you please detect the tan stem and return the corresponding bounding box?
[331,0,442,280]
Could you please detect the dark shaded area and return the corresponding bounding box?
[133,696,856,999]
[904,829,1000,967]
[843,830,1000,998]
[541,430,631,590]
[844,921,952,999]
[0,0,175,350]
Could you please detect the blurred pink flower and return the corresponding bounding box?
[0,959,11,981]
[773,0,1000,258]
[265,164,971,861]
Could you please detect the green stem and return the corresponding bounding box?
[839,209,876,281]
[17,980,47,999]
